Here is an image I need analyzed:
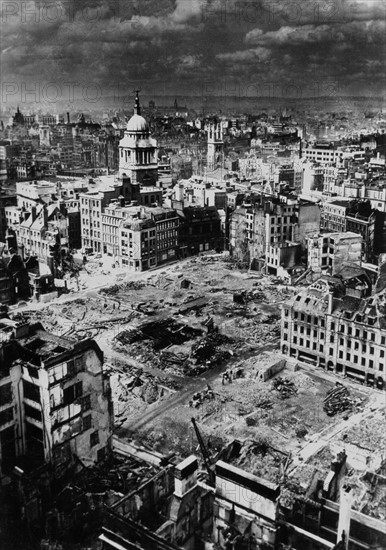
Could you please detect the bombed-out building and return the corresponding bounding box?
[99,444,386,550]
[0,320,113,483]
[307,232,363,278]
[229,193,320,275]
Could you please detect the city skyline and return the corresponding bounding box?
[1,0,385,109]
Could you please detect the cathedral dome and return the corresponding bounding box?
[127,113,149,132]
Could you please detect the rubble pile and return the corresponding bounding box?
[72,454,158,495]
[341,411,386,453]
[231,439,286,483]
[272,377,298,399]
[323,384,353,416]
[190,333,233,371]
[100,280,146,295]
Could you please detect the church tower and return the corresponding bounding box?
[207,122,223,172]
[119,91,158,185]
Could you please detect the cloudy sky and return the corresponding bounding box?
[1,0,385,106]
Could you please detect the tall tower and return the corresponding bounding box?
[207,122,223,172]
[118,91,158,185]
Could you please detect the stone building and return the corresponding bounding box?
[0,320,113,483]
[281,264,386,389]
[230,193,320,274]
[307,232,363,277]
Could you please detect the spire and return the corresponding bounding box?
[134,90,141,116]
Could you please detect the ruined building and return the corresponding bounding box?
[230,193,320,275]
[307,232,363,278]
[0,319,113,483]
[99,447,386,550]
[281,262,386,388]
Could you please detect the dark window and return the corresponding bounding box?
[24,404,42,422]
[0,407,13,426]
[90,431,99,447]
[0,383,13,404]
[75,381,83,398]
[27,365,39,379]
[63,382,83,405]
[97,447,106,462]
[63,385,74,405]
[23,380,40,403]
[83,415,92,431]
[67,360,75,377]
[25,422,43,442]
[82,395,91,411]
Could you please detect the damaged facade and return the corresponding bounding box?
[0,319,113,483]
[307,232,363,278]
[229,193,320,275]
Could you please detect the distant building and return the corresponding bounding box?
[207,123,224,172]
[0,192,17,242]
[118,91,158,185]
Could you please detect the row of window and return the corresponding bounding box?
[285,316,385,344]
[284,334,385,371]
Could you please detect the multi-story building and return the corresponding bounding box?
[0,249,30,304]
[0,320,113,482]
[119,212,157,271]
[171,178,227,210]
[322,199,379,261]
[230,193,320,273]
[178,206,223,257]
[207,123,223,171]
[80,96,163,253]
[0,192,17,242]
[15,180,57,209]
[304,144,341,165]
[281,265,386,389]
[308,232,363,277]
[118,206,179,270]
[118,92,158,184]
[11,204,69,274]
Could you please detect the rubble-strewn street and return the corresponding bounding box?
[16,255,291,420]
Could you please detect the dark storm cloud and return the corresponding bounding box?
[1,0,385,105]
